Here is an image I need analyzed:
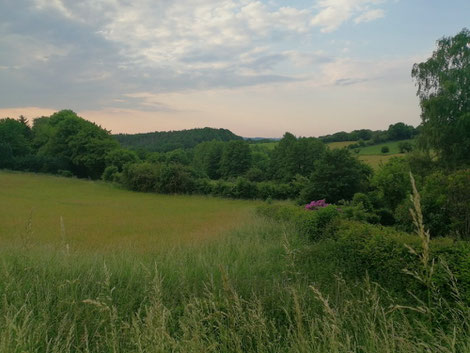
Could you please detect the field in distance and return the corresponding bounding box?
[0,171,259,252]
[253,140,410,169]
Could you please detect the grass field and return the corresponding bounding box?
[0,171,259,252]
[359,153,404,169]
[356,139,414,155]
[249,141,278,150]
[327,140,412,169]
[326,141,357,149]
[0,171,467,352]
[328,139,414,155]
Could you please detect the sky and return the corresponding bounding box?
[0,0,469,137]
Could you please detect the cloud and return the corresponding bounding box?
[311,0,385,32]
[354,9,385,23]
[0,0,389,112]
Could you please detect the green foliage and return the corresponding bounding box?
[256,181,293,200]
[387,122,416,141]
[122,162,160,192]
[33,110,119,178]
[381,146,389,153]
[332,221,419,291]
[122,162,197,194]
[398,141,414,153]
[165,148,192,165]
[406,150,436,177]
[0,118,32,165]
[301,148,372,203]
[270,133,326,181]
[420,169,470,238]
[339,193,380,224]
[105,148,139,172]
[156,163,195,194]
[219,140,252,178]
[114,127,242,152]
[192,140,225,179]
[372,157,411,210]
[0,142,13,168]
[257,203,340,241]
[102,165,119,182]
[412,28,470,167]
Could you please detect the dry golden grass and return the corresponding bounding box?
[0,171,260,252]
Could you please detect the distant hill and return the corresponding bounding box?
[114,127,243,152]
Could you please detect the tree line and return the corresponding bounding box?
[114,127,242,152]
[319,122,419,144]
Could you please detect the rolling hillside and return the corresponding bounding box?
[114,127,243,152]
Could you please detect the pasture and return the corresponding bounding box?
[326,140,356,149]
[359,153,403,169]
[356,139,414,155]
[0,171,259,252]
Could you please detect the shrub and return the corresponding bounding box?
[212,180,236,198]
[381,146,390,153]
[233,177,257,199]
[257,204,340,241]
[372,157,411,210]
[102,165,119,182]
[194,178,213,195]
[303,148,372,203]
[418,169,470,238]
[122,162,160,192]
[57,169,74,178]
[156,163,195,194]
[257,182,294,200]
[398,141,414,153]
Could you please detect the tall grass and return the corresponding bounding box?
[1,214,470,352]
[1,172,469,352]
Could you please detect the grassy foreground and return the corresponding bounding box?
[1,172,469,352]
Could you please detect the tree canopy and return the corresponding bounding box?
[412,28,470,166]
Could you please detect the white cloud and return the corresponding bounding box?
[1,0,391,112]
[354,9,385,23]
[311,0,385,32]
[30,0,387,72]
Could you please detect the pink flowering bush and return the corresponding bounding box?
[305,199,330,210]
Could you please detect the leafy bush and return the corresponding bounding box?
[57,169,74,178]
[372,157,411,210]
[257,204,340,241]
[102,165,119,182]
[122,162,160,192]
[212,180,236,198]
[398,141,414,153]
[381,146,390,153]
[301,148,372,203]
[233,177,257,199]
[156,163,195,194]
[194,178,213,195]
[257,181,294,200]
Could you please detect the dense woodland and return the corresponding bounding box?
[114,127,242,152]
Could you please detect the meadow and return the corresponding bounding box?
[0,171,259,252]
[358,153,403,169]
[327,140,413,169]
[1,171,469,352]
